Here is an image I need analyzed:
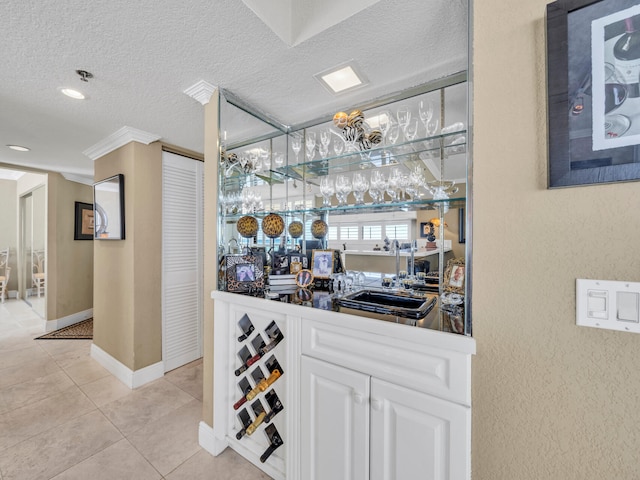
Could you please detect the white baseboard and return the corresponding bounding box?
[198,421,228,456]
[90,343,164,389]
[45,308,93,332]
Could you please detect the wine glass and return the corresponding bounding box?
[404,118,419,141]
[426,118,440,137]
[335,174,352,206]
[273,153,285,169]
[319,177,335,207]
[291,134,302,164]
[378,110,392,145]
[369,170,386,203]
[320,128,332,149]
[397,105,411,131]
[333,137,345,156]
[260,147,271,170]
[386,167,402,202]
[305,131,316,161]
[352,172,369,205]
[387,124,400,145]
[419,100,434,134]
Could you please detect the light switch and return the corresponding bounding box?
[576,279,640,333]
[617,291,639,323]
[587,289,608,319]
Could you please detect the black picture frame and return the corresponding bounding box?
[458,208,466,244]
[74,202,94,240]
[93,174,125,240]
[225,254,264,293]
[546,0,640,188]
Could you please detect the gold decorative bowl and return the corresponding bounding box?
[262,213,285,238]
[311,219,328,239]
[236,215,258,238]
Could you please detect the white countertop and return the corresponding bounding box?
[343,248,451,257]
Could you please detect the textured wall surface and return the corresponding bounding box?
[473,0,640,478]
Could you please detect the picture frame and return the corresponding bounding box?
[290,261,303,274]
[295,269,314,288]
[225,254,264,293]
[93,174,125,240]
[443,257,465,295]
[74,201,94,240]
[311,249,334,279]
[546,0,640,188]
[458,208,466,244]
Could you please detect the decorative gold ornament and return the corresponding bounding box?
[288,220,304,238]
[347,110,364,128]
[311,219,328,239]
[262,213,285,238]
[333,111,349,129]
[236,216,258,238]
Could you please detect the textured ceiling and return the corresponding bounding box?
[0,0,468,179]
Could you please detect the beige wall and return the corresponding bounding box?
[93,142,162,371]
[473,1,640,478]
[0,179,18,292]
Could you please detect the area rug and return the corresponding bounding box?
[35,318,93,340]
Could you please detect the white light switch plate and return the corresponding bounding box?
[577,279,640,333]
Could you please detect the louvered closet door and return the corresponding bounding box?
[162,151,203,372]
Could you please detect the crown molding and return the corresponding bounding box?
[61,173,94,186]
[184,80,218,105]
[83,126,162,161]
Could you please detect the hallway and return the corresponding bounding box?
[0,300,270,480]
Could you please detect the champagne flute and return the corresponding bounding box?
[419,100,434,135]
[273,153,285,169]
[388,124,400,145]
[397,105,411,131]
[305,131,316,161]
[320,128,332,149]
[333,137,345,156]
[291,134,302,164]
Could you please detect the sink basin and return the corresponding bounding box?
[336,289,437,321]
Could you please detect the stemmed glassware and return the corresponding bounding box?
[333,137,345,156]
[319,177,335,207]
[404,118,419,142]
[352,172,369,205]
[378,111,391,146]
[369,170,386,203]
[291,134,302,164]
[419,100,434,135]
[305,131,316,161]
[273,153,285,169]
[387,125,400,146]
[335,174,352,206]
[386,167,402,202]
[426,118,440,137]
[397,105,411,132]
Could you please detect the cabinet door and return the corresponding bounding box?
[370,378,470,480]
[301,355,370,480]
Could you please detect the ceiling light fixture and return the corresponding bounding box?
[60,88,85,100]
[314,61,368,95]
[7,145,30,152]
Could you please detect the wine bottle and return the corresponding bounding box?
[245,411,266,436]
[260,433,283,463]
[613,17,640,97]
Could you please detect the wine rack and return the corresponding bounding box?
[231,311,286,470]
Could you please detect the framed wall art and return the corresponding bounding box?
[74,202,94,240]
[547,0,640,188]
[443,257,465,295]
[311,250,334,279]
[93,174,125,239]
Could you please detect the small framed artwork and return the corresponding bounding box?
[74,202,94,240]
[547,0,640,188]
[225,254,264,293]
[311,249,334,279]
[295,269,314,288]
[290,261,303,274]
[443,257,465,295]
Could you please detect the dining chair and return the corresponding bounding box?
[0,249,10,303]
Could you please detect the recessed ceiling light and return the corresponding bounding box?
[60,88,86,100]
[314,61,368,95]
[7,145,30,152]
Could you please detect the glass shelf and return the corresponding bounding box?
[222,196,466,221]
[221,129,467,190]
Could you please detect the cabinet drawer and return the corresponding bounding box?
[302,319,471,406]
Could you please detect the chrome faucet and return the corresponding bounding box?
[228,237,239,254]
[409,239,417,277]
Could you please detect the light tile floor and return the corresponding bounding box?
[0,300,271,480]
